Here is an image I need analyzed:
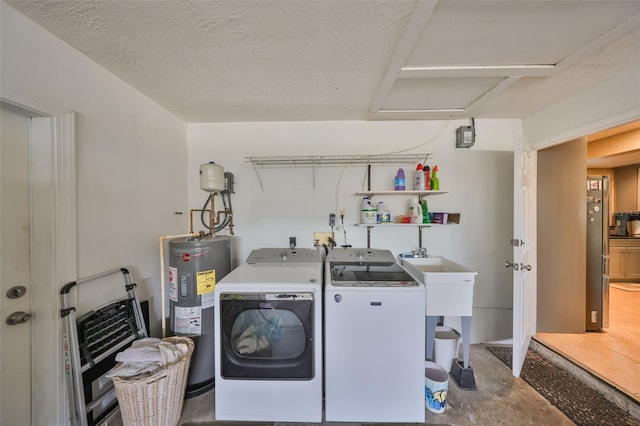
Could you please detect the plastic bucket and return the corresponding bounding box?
[434,326,461,373]
[424,361,449,414]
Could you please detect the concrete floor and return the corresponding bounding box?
[177,344,574,425]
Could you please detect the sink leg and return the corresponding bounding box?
[461,316,472,368]
[426,316,438,360]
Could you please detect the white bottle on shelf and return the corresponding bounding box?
[414,164,425,190]
[376,201,391,223]
[360,197,377,224]
[408,198,422,224]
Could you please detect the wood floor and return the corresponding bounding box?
[536,284,640,401]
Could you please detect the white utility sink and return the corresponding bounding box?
[399,256,477,316]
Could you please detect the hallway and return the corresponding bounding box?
[536,285,640,401]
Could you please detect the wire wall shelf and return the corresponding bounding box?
[245,154,432,191]
[245,153,431,167]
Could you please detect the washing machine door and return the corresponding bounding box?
[219,292,314,379]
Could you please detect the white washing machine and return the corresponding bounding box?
[324,248,425,423]
[214,248,323,423]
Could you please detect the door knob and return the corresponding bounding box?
[520,263,532,271]
[6,311,32,325]
[505,261,519,270]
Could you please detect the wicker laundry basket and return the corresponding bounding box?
[112,336,194,426]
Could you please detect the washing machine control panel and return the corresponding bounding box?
[326,248,396,264]
[247,248,323,264]
[327,248,417,287]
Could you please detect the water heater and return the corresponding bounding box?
[168,234,233,397]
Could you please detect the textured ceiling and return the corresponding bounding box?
[5,0,640,124]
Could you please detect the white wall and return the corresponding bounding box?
[188,119,520,343]
[1,3,188,338]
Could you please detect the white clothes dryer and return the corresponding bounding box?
[214,248,323,423]
[324,248,425,423]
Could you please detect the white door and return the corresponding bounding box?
[1,102,76,425]
[1,103,32,425]
[511,140,537,377]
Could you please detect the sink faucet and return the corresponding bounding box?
[414,247,428,257]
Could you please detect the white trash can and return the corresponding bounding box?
[424,361,449,414]
[434,326,461,373]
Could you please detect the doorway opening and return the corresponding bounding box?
[535,120,640,402]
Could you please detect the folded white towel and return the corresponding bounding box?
[131,337,163,348]
[106,361,161,379]
[108,338,187,379]
[115,346,163,364]
[159,342,186,366]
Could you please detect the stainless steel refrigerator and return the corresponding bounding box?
[586,176,609,331]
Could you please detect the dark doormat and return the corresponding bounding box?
[486,345,639,426]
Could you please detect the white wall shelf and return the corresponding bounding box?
[245,153,431,167]
[355,189,458,248]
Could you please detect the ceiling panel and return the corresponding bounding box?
[407,1,640,66]
[383,77,504,110]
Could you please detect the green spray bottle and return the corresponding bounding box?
[431,165,440,191]
[421,198,431,224]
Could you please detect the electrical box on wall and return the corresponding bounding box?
[456,125,475,148]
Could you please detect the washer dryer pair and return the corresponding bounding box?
[213,248,323,423]
[214,247,425,423]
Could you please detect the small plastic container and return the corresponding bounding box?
[424,361,449,414]
[395,215,411,223]
[434,326,461,373]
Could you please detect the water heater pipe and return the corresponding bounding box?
[189,193,216,234]
[159,232,196,338]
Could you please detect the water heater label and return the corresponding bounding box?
[168,267,178,302]
[174,306,202,335]
[196,269,216,295]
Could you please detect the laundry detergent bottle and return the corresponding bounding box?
[394,168,406,190]
[408,198,422,224]
[360,197,377,224]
